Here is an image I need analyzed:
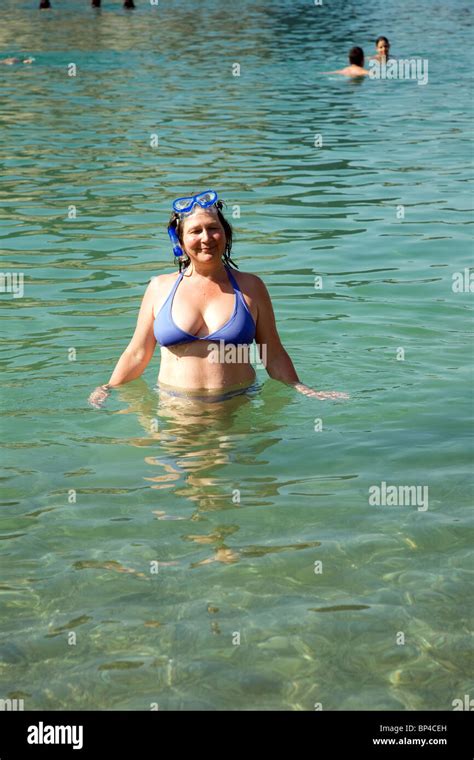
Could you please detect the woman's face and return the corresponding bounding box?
[182,209,227,263]
[376,39,390,58]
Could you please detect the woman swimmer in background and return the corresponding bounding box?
[369,36,392,63]
[88,191,348,407]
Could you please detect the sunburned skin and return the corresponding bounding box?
[325,47,369,77]
[330,64,369,77]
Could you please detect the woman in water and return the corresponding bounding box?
[88,191,347,407]
[369,36,392,62]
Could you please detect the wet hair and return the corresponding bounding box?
[375,36,390,47]
[167,200,238,273]
[349,46,364,66]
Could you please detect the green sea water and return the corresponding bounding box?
[0,0,472,710]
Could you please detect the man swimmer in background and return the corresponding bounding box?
[327,47,369,77]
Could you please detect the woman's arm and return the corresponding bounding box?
[254,276,348,399]
[88,278,158,407]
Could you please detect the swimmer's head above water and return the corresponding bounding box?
[374,36,390,60]
[167,189,237,272]
[348,46,365,67]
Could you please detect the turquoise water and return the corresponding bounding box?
[1,0,473,710]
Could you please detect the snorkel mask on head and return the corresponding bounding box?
[167,190,219,258]
[173,190,218,216]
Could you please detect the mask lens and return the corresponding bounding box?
[196,191,217,207]
[173,197,193,212]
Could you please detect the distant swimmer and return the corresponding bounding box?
[0,57,34,65]
[326,47,369,77]
[369,36,392,62]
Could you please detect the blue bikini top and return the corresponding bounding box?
[153,265,256,347]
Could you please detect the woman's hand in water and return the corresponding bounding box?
[293,383,349,400]
[88,385,111,409]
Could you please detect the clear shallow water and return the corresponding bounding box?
[0,0,472,710]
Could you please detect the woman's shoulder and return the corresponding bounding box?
[150,271,180,291]
[152,270,180,282]
[148,272,181,320]
[146,272,180,308]
[230,268,265,291]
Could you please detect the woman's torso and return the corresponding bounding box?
[152,266,258,392]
